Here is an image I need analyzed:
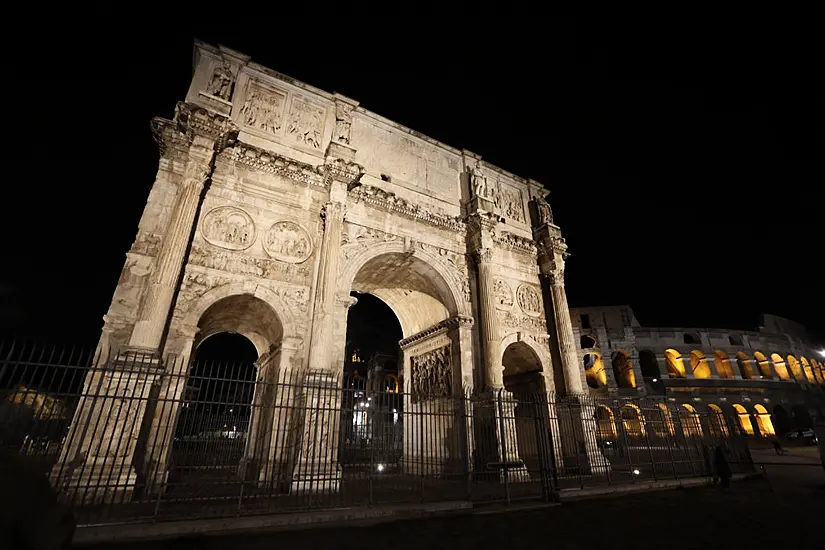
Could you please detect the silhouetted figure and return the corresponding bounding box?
[713,446,732,489]
[772,438,786,455]
[0,452,75,549]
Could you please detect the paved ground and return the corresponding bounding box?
[84,455,825,550]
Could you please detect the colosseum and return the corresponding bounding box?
[570,306,825,439]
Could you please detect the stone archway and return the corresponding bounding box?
[501,340,547,474]
[143,288,296,491]
[339,244,469,477]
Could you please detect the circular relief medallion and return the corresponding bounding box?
[201,206,256,251]
[516,284,542,317]
[264,221,313,263]
[494,278,514,310]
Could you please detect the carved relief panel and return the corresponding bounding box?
[263,221,313,264]
[201,206,256,250]
[516,284,542,317]
[240,81,287,136]
[410,344,452,404]
[286,96,326,150]
[469,163,526,223]
[494,278,514,310]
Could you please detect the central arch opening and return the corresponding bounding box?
[340,292,403,469]
[341,250,460,478]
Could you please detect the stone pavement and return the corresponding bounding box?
[80,468,824,550]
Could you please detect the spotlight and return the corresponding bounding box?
[377,464,385,472]
[652,378,658,383]
[632,469,641,475]
[818,350,825,358]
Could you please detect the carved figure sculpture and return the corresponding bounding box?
[206,60,234,100]
[536,195,554,225]
[471,164,487,198]
[334,102,353,144]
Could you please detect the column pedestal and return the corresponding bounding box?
[51,348,164,504]
[291,371,342,494]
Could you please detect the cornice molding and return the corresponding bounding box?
[399,315,474,350]
[349,184,466,233]
[221,142,326,189]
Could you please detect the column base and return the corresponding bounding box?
[52,460,138,505]
[291,465,341,494]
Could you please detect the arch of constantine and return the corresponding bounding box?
[43,41,821,507]
[50,40,601,503]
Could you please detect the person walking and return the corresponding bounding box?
[713,445,732,490]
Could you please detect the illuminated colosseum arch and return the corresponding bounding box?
[679,404,703,437]
[770,353,791,381]
[595,405,617,440]
[735,352,755,379]
[611,350,636,388]
[814,360,825,385]
[652,403,676,437]
[707,404,728,437]
[621,404,646,439]
[664,349,686,378]
[786,355,805,383]
[689,350,712,379]
[753,352,774,378]
[732,404,754,436]
[584,352,607,389]
[713,350,735,379]
[753,404,776,436]
[800,357,816,384]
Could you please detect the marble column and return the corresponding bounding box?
[475,248,504,389]
[306,200,346,372]
[129,154,213,351]
[547,271,584,394]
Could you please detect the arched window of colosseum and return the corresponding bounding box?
[786,355,805,383]
[732,404,755,435]
[651,403,676,437]
[713,350,735,379]
[664,349,686,378]
[753,351,774,378]
[813,360,825,385]
[753,404,776,436]
[728,334,743,346]
[707,404,728,437]
[683,333,700,345]
[679,404,703,437]
[800,357,816,384]
[689,350,712,379]
[611,350,636,388]
[595,405,616,440]
[735,351,755,379]
[639,350,661,378]
[621,404,645,439]
[770,353,791,381]
[580,334,597,349]
[583,353,607,389]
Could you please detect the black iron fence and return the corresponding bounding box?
[0,340,753,526]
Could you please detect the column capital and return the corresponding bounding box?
[323,157,364,191]
[466,211,499,253]
[174,101,239,147]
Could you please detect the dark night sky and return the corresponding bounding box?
[2,15,822,346]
